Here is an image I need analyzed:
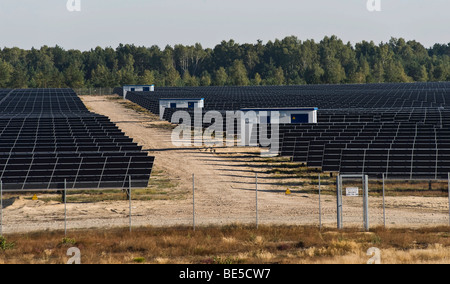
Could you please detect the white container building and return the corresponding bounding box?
[159,98,205,119]
[123,85,155,99]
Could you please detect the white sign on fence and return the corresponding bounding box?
[346,187,360,197]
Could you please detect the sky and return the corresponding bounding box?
[0,0,448,51]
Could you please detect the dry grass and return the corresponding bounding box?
[2,225,450,264]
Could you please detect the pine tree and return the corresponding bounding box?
[228,60,250,86]
[138,70,156,85]
[0,60,13,88]
[200,71,212,86]
[214,67,228,86]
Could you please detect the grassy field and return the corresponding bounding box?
[2,225,450,264]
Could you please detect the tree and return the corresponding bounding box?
[214,67,228,86]
[182,71,199,87]
[64,62,85,88]
[372,60,385,83]
[384,61,411,83]
[432,60,449,81]
[138,70,155,85]
[304,63,324,84]
[265,66,285,85]
[0,36,448,88]
[0,59,13,88]
[90,64,117,87]
[212,40,242,70]
[228,60,250,86]
[273,67,285,85]
[164,65,181,86]
[252,73,262,86]
[200,71,212,86]
[118,54,138,85]
[323,57,346,84]
[9,64,28,88]
[354,57,371,83]
[34,71,51,88]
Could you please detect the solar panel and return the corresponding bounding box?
[122,82,450,180]
[0,88,155,191]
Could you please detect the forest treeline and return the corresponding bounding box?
[0,35,449,88]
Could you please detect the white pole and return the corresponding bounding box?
[193,174,195,231]
[448,173,450,227]
[129,175,132,233]
[363,175,369,231]
[319,174,322,229]
[256,173,258,229]
[382,174,386,228]
[337,175,342,229]
[64,179,67,236]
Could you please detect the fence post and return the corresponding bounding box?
[382,173,386,228]
[336,175,343,229]
[448,173,450,227]
[319,173,322,229]
[0,180,3,236]
[363,175,369,232]
[193,174,196,231]
[129,175,132,233]
[64,179,67,237]
[256,173,258,229]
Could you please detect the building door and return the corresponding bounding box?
[170,103,177,109]
[291,114,309,124]
[188,102,195,109]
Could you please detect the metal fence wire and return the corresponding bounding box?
[73,88,116,96]
[2,174,450,234]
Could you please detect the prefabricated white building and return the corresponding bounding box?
[240,108,318,124]
[123,85,154,99]
[239,108,318,147]
[159,98,205,119]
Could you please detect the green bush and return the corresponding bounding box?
[0,236,15,250]
[61,237,77,246]
[133,257,146,263]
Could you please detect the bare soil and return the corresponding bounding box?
[1,95,450,234]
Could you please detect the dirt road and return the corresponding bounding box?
[2,95,450,234]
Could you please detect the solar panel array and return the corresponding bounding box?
[126,82,450,113]
[125,82,450,180]
[0,89,154,191]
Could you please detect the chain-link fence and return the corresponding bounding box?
[2,174,450,234]
[73,88,117,96]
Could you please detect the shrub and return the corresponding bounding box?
[0,236,15,250]
[61,237,77,246]
[133,257,146,263]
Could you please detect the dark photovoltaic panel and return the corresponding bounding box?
[125,82,450,180]
[126,82,450,114]
[0,88,154,191]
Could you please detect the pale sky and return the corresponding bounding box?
[0,0,449,50]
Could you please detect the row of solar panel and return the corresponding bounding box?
[0,155,154,190]
[0,89,155,190]
[125,82,450,112]
[124,83,450,180]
